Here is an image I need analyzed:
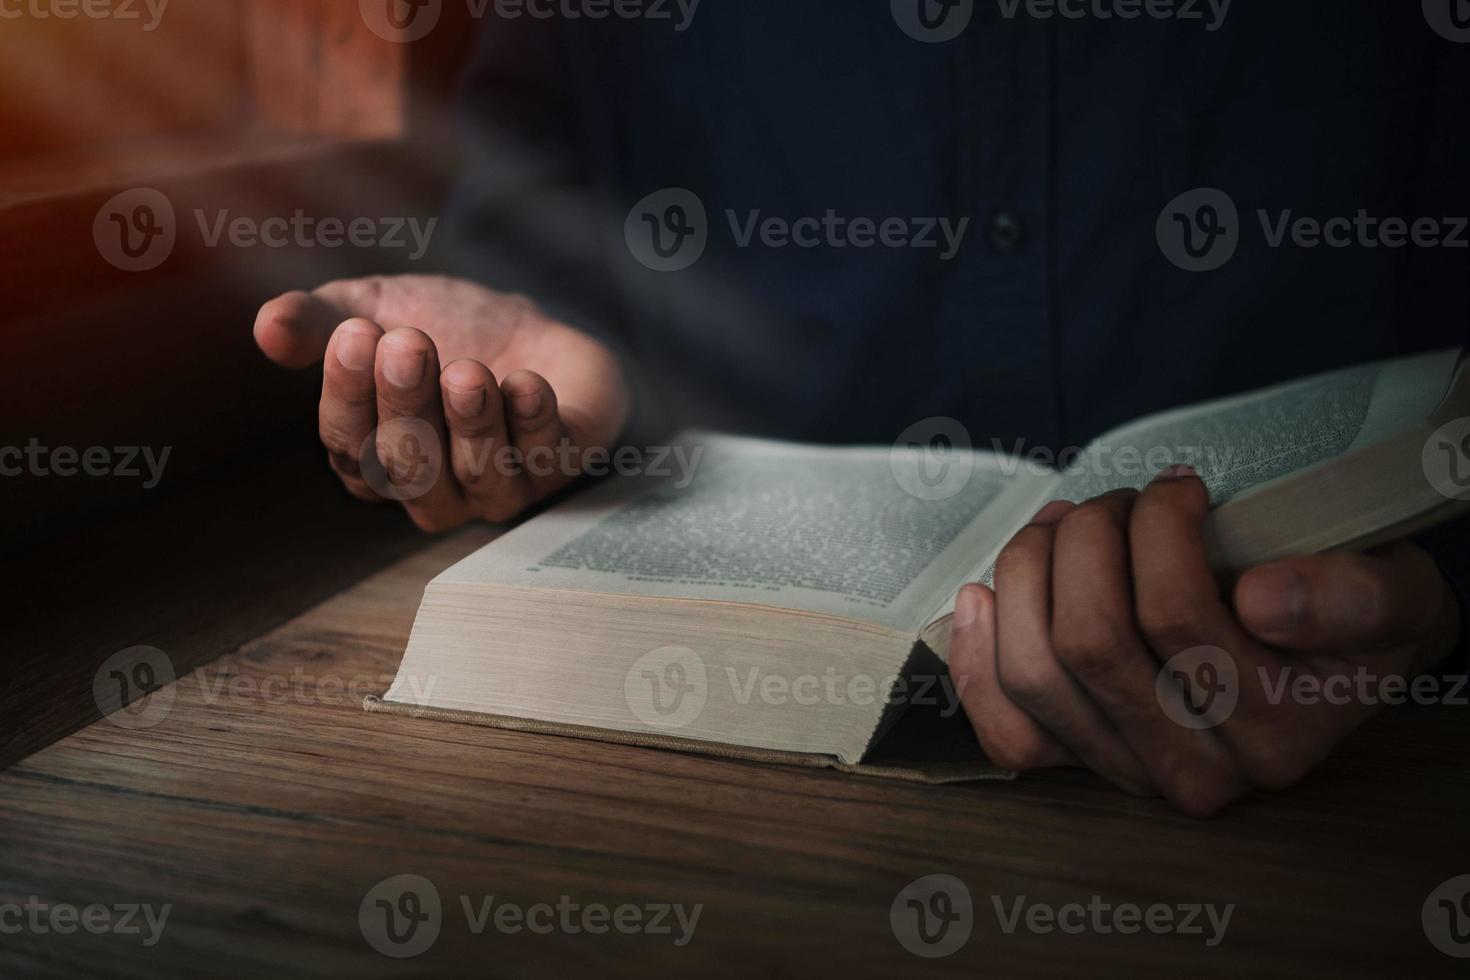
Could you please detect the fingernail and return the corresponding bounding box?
[383,347,425,388]
[1157,464,1197,480]
[954,586,980,630]
[336,331,376,372]
[510,390,543,420]
[447,384,486,417]
[1242,566,1305,633]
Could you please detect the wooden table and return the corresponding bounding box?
[2,528,1466,979]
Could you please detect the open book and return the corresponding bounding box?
[370,348,1470,782]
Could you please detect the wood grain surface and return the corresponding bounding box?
[2,528,1466,979]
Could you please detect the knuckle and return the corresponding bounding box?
[1063,498,1123,535]
[327,450,363,479]
[1137,475,1209,520]
[405,507,460,535]
[997,653,1052,707]
[977,728,1054,772]
[1157,757,1242,818]
[319,421,363,458]
[996,526,1051,577]
[1233,736,1313,792]
[473,488,530,525]
[1051,614,1130,681]
[1136,599,1210,652]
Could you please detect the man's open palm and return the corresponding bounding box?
[254,274,630,529]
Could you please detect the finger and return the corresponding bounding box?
[441,359,529,523]
[1131,467,1303,796]
[950,584,1076,771]
[1234,543,1455,658]
[253,277,389,369]
[994,504,1155,794]
[500,369,574,496]
[318,318,385,501]
[1130,467,1257,664]
[1052,491,1244,815]
[374,327,469,532]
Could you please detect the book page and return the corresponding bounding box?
[435,433,1047,631]
[1058,348,1460,507]
[971,348,1460,587]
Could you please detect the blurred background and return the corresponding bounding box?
[2,1,478,765]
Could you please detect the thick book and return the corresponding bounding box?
[369,348,1470,782]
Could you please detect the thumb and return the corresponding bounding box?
[253,278,386,369]
[1233,543,1452,655]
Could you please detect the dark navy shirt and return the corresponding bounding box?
[440,1,1470,601]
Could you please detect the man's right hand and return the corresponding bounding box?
[254,274,630,531]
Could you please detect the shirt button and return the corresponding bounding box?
[987,211,1025,254]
